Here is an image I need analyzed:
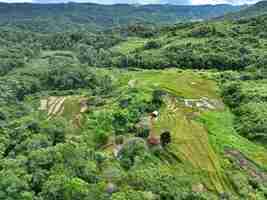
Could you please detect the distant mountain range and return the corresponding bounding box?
[0,2,242,33]
[222,0,267,19]
[159,0,191,5]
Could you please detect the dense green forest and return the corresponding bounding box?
[0,2,242,32]
[1,1,267,200]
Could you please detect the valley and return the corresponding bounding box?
[0,1,267,200]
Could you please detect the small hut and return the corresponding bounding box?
[150,111,159,119]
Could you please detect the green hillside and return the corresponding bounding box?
[0,5,267,200]
[223,0,267,20]
[111,14,267,71]
[0,2,241,33]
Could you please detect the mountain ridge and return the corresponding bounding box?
[0,2,242,32]
[222,0,267,19]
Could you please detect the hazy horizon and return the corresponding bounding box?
[0,0,261,5]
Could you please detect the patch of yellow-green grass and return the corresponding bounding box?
[162,37,209,49]
[199,110,267,169]
[111,37,147,54]
[61,96,83,121]
[41,95,87,131]
[118,69,220,99]
[152,99,232,193]
[53,96,88,139]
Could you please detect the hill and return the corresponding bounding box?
[111,14,267,71]
[0,7,267,200]
[0,2,242,33]
[223,0,267,20]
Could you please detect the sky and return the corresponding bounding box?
[0,0,260,5]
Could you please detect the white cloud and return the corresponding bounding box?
[191,0,259,5]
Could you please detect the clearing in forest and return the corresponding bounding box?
[39,95,88,128]
[117,69,267,193]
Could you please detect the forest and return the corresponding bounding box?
[0,1,267,200]
[0,2,242,32]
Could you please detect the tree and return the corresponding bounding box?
[111,190,154,200]
[0,169,34,200]
[236,102,267,141]
[160,131,171,147]
[112,111,130,135]
[41,175,91,200]
[118,138,148,169]
[152,90,165,110]
[52,143,99,184]
[144,40,161,50]
[14,134,52,155]
[41,119,67,145]
[98,48,112,68]
[221,82,245,109]
[76,44,98,66]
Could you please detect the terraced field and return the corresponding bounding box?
[39,95,88,128]
[154,97,230,193]
[115,69,267,193]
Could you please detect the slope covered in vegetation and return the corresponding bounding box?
[0,2,242,33]
[222,0,267,20]
[111,14,267,71]
[0,4,267,200]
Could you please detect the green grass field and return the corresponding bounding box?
[111,37,147,54]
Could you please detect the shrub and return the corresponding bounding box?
[111,190,154,200]
[144,40,161,50]
[221,82,245,109]
[190,25,216,38]
[235,102,267,141]
[118,138,148,169]
[94,129,109,146]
